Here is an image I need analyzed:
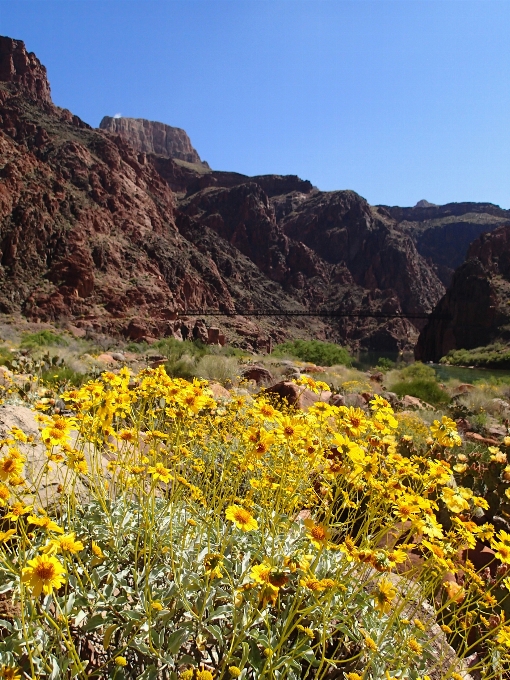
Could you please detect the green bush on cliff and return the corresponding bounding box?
[272,339,352,367]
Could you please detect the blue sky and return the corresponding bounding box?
[1,0,510,207]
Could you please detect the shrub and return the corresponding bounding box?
[195,354,239,384]
[273,339,351,367]
[399,362,436,381]
[392,378,450,405]
[40,366,88,387]
[442,343,510,369]
[375,357,395,371]
[20,330,68,349]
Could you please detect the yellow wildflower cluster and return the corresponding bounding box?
[0,366,509,678]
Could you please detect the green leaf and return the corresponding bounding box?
[103,623,118,650]
[205,624,222,642]
[84,614,106,631]
[167,627,190,655]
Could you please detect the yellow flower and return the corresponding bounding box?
[408,637,423,655]
[441,487,471,513]
[179,672,194,680]
[0,667,21,680]
[0,455,24,481]
[250,562,288,588]
[364,635,378,651]
[115,656,128,666]
[28,515,64,534]
[204,553,224,579]
[493,541,510,564]
[346,674,362,680]
[276,415,307,442]
[443,580,465,603]
[373,578,396,615]
[304,518,331,549]
[338,407,368,437]
[4,502,31,522]
[430,416,461,447]
[92,541,105,559]
[22,554,66,597]
[0,484,10,506]
[225,504,258,531]
[229,668,242,678]
[41,532,84,555]
[147,462,173,484]
[196,671,214,680]
[0,529,16,542]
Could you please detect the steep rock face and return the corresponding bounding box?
[281,191,444,317]
[99,116,207,165]
[0,36,52,106]
[416,225,510,361]
[380,202,510,286]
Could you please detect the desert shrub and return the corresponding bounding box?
[194,354,239,384]
[398,362,436,381]
[273,339,351,367]
[164,353,197,381]
[125,341,149,353]
[392,378,450,405]
[20,330,68,349]
[1,370,509,678]
[40,366,88,387]
[0,345,12,366]
[375,357,395,371]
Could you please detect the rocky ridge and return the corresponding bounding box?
[380,201,510,286]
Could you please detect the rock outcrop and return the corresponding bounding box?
[99,116,207,165]
[416,225,510,361]
[0,36,52,106]
[380,201,510,286]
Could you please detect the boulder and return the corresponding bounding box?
[465,431,500,446]
[264,381,331,411]
[329,394,346,407]
[110,352,125,362]
[208,382,231,400]
[456,383,475,394]
[304,365,326,374]
[242,365,274,385]
[344,393,368,409]
[402,394,434,410]
[207,327,221,345]
[95,353,117,364]
[381,391,400,408]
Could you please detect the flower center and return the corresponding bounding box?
[311,526,326,541]
[35,563,56,581]
[234,509,251,524]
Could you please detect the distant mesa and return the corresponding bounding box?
[99,115,208,166]
[414,199,438,208]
